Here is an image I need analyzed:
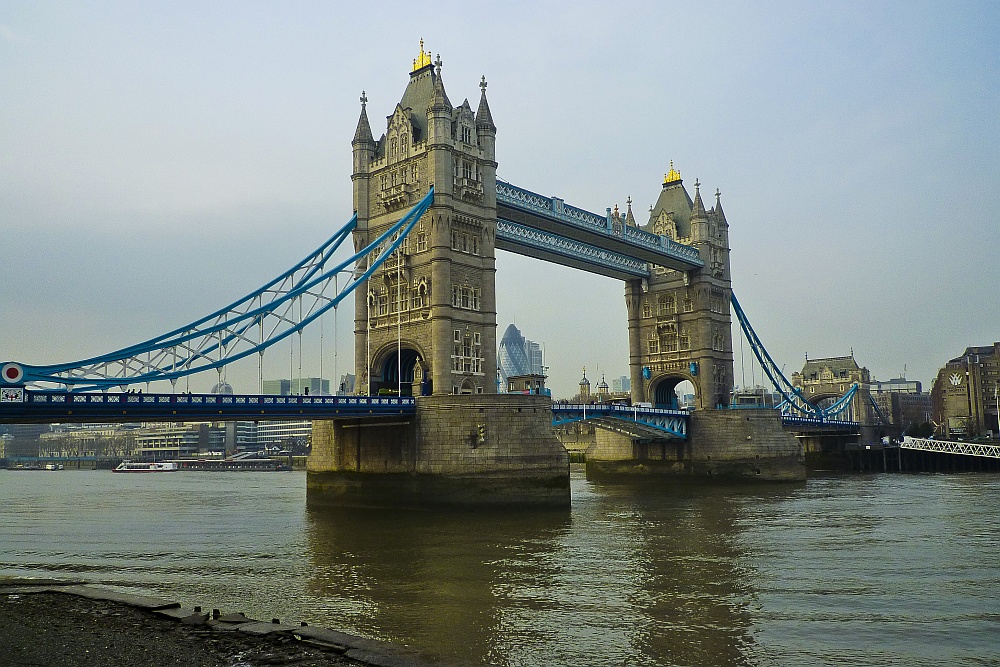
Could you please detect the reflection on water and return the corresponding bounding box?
[303,471,784,666]
[1,468,998,666]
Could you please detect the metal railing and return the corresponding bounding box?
[901,436,1000,459]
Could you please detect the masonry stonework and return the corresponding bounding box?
[626,166,734,411]
[351,44,498,397]
[586,409,804,481]
[307,394,570,507]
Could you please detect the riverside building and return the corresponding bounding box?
[932,342,1000,438]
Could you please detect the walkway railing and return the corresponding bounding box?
[901,436,1000,459]
[551,403,689,439]
[1,390,415,423]
[496,180,703,268]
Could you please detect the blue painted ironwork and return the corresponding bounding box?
[551,403,688,439]
[780,415,859,430]
[0,389,415,424]
[731,292,860,422]
[496,180,702,268]
[2,189,434,390]
[868,393,890,425]
[495,219,649,278]
[820,383,860,418]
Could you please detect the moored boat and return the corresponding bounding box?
[113,461,179,473]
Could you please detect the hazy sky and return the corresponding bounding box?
[2,1,998,399]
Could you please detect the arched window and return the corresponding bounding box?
[400,134,408,154]
[390,137,397,159]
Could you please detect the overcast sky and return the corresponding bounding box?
[2,1,998,399]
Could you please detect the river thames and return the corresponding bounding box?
[1,467,997,666]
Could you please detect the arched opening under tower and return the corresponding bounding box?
[652,377,696,410]
[377,347,424,396]
[809,395,840,411]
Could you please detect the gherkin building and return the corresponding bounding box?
[498,324,531,391]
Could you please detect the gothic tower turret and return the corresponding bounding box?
[626,165,734,410]
[353,43,499,396]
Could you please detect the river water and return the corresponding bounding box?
[1,467,997,666]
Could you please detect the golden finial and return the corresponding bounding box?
[412,38,432,72]
[664,160,682,184]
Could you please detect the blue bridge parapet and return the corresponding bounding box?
[552,403,689,439]
[0,390,416,424]
[495,180,703,273]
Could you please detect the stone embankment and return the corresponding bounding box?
[1,578,438,667]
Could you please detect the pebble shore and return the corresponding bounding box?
[1,578,437,667]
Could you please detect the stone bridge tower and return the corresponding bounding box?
[625,166,734,409]
[351,43,498,396]
[791,354,873,423]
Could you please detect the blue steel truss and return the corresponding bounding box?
[552,403,688,439]
[496,180,702,269]
[495,219,650,278]
[731,292,859,421]
[1,188,434,391]
[867,393,890,425]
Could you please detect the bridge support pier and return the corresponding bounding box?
[307,394,570,508]
[586,409,805,481]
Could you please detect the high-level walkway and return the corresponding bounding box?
[496,180,703,280]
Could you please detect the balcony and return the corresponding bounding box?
[379,183,415,211]
[454,177,483,202]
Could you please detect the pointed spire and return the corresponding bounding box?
[664,160,682,185]
[476,75,496,132]
[691,178,707,219]
[429,55,451,113]
[412,38,432,72]
[625,196,636,226]
[713,187,728,226]
[353,90,374,145]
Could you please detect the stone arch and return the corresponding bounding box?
[372,341,427,396]
[650,374,696,410]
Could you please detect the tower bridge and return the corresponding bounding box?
[0,45,872,506]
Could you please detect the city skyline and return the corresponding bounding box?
[2,2,998,400]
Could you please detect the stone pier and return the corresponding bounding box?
[586,408,805,481]
[307,394,570,508]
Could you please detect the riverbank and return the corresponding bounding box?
[0,579,433,667]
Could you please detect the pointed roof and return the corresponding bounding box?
[353,91,374,145]
[428,55,451,115]
[624,196,636,226]
[712,188,728,227]
[476,76,496,132]
[579,367,590,386]
[397,50,450,141]
[691,179,707,220]
[647,163,694,237]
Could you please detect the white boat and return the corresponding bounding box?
[113,461,179,473]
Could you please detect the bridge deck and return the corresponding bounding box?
[0,391,416,424]
[496,181,703,277]
[552,403,689,439]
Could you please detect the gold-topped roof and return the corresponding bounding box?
[412,38,432,72]
[664,160,682,184]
